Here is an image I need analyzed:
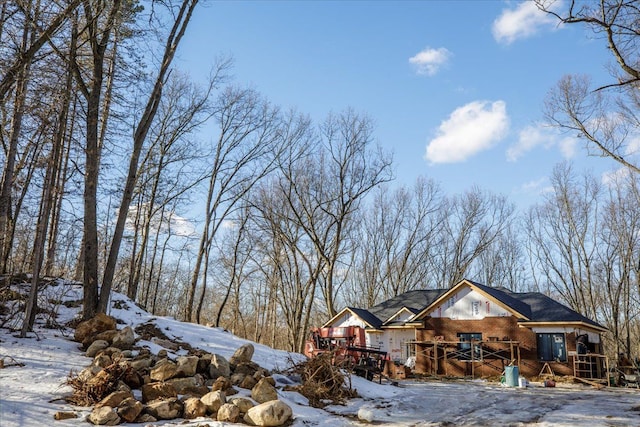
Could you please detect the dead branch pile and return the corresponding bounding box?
[288,352,358,408]
[66,357,132,406]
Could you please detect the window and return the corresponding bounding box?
[457,333,482,360]
[537,333,567,362]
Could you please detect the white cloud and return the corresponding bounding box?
[425,100,509,164]
[506,125,578,161]
[516,177,553,196]
[602,167,634,188]
[409,47,452,76]
[492,1,559,45]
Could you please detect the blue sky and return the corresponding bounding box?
[177,0,619,211]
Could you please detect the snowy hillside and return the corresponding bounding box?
[1,279,639,427]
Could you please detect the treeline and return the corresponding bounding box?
[1,1,638,359]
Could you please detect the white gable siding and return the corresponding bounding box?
[429,287,510,320]
[333,312,366,328]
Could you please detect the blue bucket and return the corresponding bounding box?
[504,366,519,387]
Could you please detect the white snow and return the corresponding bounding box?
[1,280,639,427]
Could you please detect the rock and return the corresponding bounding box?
[122,369,143,389]
[243,400,292,427]
[211,376,232,392]
[251,377,278,403]
[95,390,133,408]
[234,361,261,376]
[92,354,112,369]
[75,313,117,344]
[150,360,178,381]
[114,380,132,394]
[134,413,157,423]
[112,326,135,349]
[117,397,144,422]
[158,349,168,358]
[176,355,199,377]
[83,329,118,348]
[166,376,209,396]
[53,411,78,420]
[211,354,231,377]
[197,353,213,374]
[129,356,153,371]
[86,406,120,426]
[229,343,254,365]
[96,347,122,359]
[201,390,226,413]
[144,397,183,420]
[86,340,110,358]
[239,375,257,390]
[230,372,246,385]
[217,403,241,422]
[182,396,207,419]
[229,397,255,414]
[141,382,177,403]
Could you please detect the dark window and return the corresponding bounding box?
[537,333,567,362]
[457,333,482,360]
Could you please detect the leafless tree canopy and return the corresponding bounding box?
[536,0,640,173]
[0,0,638,360]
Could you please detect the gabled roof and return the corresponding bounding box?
[368,289,445,324]
[510,291,606,331]
[413,279,532,320]
[468,280,532,319]
[322,306,383,330]
[325,279,606,333]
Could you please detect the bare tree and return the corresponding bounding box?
[99,0,205,313]
[347,176,443,307]
[537,0,640,174]
[432,187,515,288]
[185,86,282,323]
[526,162,602,319]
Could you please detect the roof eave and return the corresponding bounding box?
[517,321,608,333]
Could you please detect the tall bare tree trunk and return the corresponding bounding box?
[99,0,199,313]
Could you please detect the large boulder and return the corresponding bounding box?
[209,354,231,378]
[217,402,241,422]
[200,390,226,413]
[243,400,292,427]
[86,406,120,426]
[229,397,255,414]
[150,360,178,381]
[166,376,209,396]
[75,313,117,344]
[229,343,254,365]
[182,397,207,419]
[86,340,110,358]
[144,397,183,420]
[117,397,144,422]
[251,377,278,404]
[176,355,199,377]
[111,326,135,349]
[95,390,133,409]
[141,382,177,403]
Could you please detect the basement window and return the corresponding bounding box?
[537,333,567,362]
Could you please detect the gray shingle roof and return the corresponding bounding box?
[347,307,384,329]
[339,281,604,331]
[368,289,446,323]
[509,291,604,329]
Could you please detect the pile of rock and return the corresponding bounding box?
[63,313,293,426]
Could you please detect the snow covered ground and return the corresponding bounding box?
[1,280,639,427]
